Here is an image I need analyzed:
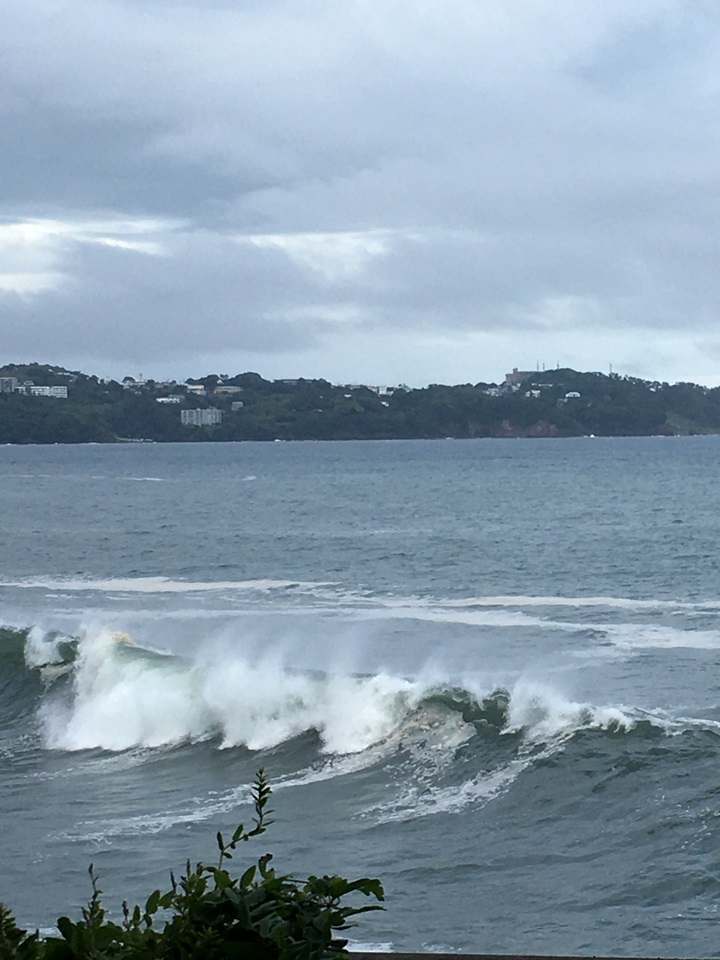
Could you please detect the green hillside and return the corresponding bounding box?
[2,363,720,443]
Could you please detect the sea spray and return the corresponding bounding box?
[40,628,212,751]
[33,626,424,754]
[207,657,419,753]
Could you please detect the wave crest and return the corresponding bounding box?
[26,624,667,758]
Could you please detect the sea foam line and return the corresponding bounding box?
[447,595,719,611]
[0,576,324,594]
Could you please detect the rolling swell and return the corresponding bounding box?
[0,626,44,728]
[0,625,31,666]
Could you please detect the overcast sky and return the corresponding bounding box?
[2,0,720,386]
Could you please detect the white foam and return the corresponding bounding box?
[124,476,167,482]
[24,625,67,667]
[41,629,213,751]
[447,594,716,612]
[347,942,395,953]
[356,606,553,629]
[56,787,255,841]
[371,756,531,823]
[35,626,423,754]
[504,679,635,740]
[604,622,720,650]
[208,659,419,754]
[1,576,319,594]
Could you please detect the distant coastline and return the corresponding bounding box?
[2,362,720,444]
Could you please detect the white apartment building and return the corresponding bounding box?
[181,408,223,426]
[29,385,68,398]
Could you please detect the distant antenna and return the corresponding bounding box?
[609,363,613,375]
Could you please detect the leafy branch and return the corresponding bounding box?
[0,769,384,960]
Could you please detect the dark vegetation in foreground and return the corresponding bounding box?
[0,770,383,959]
[3,363,720,443]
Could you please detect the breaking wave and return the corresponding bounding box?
[5,619,720,837]
[6,624,697,757]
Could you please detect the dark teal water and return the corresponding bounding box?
[2,437,720,955]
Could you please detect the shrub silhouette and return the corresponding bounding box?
[0,769,384,959]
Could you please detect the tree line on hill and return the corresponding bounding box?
[2,362,720,444]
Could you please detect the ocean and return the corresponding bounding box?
[2,436,720,956]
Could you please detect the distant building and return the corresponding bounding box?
[181,408,222,426]
[504,368,536,390]
[156,396,183,404]
[184,383,206,396]
[215,385,243,395]
[29,385,68,398]
[230,401,245,411]
[0,377,18,393]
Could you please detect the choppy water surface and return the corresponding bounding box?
[2,437,720,955]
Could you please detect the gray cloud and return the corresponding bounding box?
[2,0,720,385]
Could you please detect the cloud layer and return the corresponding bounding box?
[2,0,720,385]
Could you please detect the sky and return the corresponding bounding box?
[2,0,720,387]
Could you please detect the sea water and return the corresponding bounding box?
[2,437,720,955]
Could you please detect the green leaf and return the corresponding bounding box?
[145,889,161,916]
[55,917,74,942]
[158,891,175,910]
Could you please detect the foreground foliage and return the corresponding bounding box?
[0,770,383,960]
